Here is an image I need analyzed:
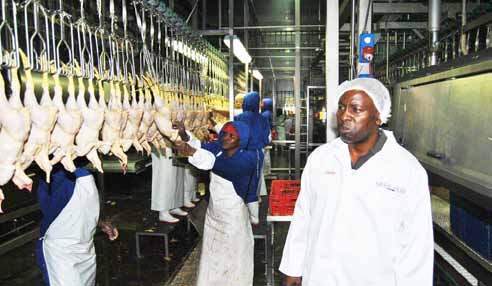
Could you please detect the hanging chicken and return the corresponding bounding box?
[18,51,58,182]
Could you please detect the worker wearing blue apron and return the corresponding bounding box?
[36,166,118,286]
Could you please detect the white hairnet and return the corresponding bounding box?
[335,78,392,124]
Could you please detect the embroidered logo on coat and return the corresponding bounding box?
[376,181,406,194]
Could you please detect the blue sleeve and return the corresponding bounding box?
[262,118,271,146]
[212,150,256,181]
[201,141,222,155]
[37,179,51,213]
[37,171,76,236]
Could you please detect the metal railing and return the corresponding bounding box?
[375,12,492,84]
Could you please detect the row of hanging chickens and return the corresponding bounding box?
[0,50,229,213]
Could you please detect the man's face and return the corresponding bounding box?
[336,90,380,145]
[221,131,241,151]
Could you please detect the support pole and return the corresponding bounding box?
[259,79,262,99]
[272,78,277,125]
[294,0,301,179]
[350,0,356,79]
[219,0,222,51]
[244,1,249,93]
[326,0,339,142]
[244,0,249,49]
[357,0,372,75]
[201,0,207,29]
[228,0,234,120]
[245,63,249,92]
[429,0,441,66]
[169,0,174,11]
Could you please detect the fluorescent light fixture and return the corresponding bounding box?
[252,69,263,80]
[166,39,208,63]
[223,35,252,64]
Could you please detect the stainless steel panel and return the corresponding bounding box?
[392,73,492,197]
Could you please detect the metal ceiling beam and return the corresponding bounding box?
[232,25,325,30]
[254,55,316,58]
[376,22,427,30]
[341,22,427,31]
[373,3,427,14]
[200,29,228,36]
[249,45,348,50]
[373,3,464,16]
[256,67,310,71]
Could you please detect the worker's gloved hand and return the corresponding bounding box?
[176,121,190,142]
[282,276,302,286]
[247,201,260,225]
[99,221,119,241]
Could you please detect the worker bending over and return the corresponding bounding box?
[36,163,118,286]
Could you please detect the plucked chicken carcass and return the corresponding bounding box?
[121,81,143,152]
[18,52,58,182]
[183,99,197,131]
[152,83,179,143]
[136,78,154,156]
[99,81,128,170]
[49,73,83,172]
[0,68,32,212]
[74,79,105,173]
[143,80,166,154]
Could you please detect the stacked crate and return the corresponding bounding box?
[269,180,301,216]
[450,192,492,260]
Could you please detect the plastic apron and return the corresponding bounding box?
[196,172,254,286]
[151,148,183,211]
[42,174,100,286]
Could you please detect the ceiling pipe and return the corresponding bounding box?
[429,0,441,66]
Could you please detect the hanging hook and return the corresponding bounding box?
[0,0,19,68]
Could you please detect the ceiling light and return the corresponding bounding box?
[223,35,252,64]
[252,69,263,80]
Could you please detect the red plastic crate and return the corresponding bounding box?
[269,180,301,216]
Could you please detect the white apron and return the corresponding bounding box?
[184,166,197,203]
[196,173,254,286]
[42,175,100,286]
[151,149,183,211]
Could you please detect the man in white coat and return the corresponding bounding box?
[280,78,434,286]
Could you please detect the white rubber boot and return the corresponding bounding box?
[159,211,179,223]
[170,208,189,217]
[183,201,196,208]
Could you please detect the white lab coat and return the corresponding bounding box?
[187,142,254,286]
[183,166,197,203]
[279,131,434,286]
[151,148,183,211]
[42,174,99,286]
